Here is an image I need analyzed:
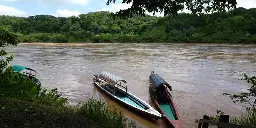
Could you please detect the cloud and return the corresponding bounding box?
[99,3,165,17]
[237,0,256,9]
[4,0,91,6]
[54,0,91,6]
[99,3,132,12]
[146,12,164,17]
[0,5,27,16]
[54,9,80,17]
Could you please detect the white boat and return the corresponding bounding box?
[93,72,162,119]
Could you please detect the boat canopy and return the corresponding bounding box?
[99,72,127,84]
[12,65,36,72]
[149,73,170,89]
[13,65,26,72]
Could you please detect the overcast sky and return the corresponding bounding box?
[0,0,255,17]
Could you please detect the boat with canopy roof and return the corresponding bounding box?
[149,71,181,128]
[93,71,162,119]
[12,65,41,86]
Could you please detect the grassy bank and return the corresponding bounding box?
[0,97,135,128]
[18,33,256,44]
[19,33,169,43]
[0,98,100,128]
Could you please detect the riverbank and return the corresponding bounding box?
[0,97,130,128]
[0,98,101,128]
[0,64,132,128]
[19,42,256,48]
[20,42,112,47]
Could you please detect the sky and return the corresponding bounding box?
[0,0,255,17]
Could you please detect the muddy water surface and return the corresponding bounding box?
[7,43,256,128]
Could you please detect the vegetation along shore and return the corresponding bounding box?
[0,7,256,44]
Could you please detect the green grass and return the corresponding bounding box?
[231,108,256,127]
[77,98,125,128]
[0,97,139,128]
[0,67,68,108]
[0,98,101,128]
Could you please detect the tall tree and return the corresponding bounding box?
[0,27,18,73]
[107,0,237,17]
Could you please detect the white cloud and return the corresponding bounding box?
[99,3,132,12]
[237,0,256,9]
[99,3,165,17]
[0,5,27,16]
[54,0,90,6]
[54,9,80,17]
[4,0,91,6]
[146,11,164,17]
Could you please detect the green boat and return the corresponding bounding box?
[149,71,181,128]
[12,65,41,86]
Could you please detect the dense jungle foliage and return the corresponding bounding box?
[0,7,255,43]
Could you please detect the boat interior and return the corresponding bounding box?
[156,89,178,120]
[100,82,149,110]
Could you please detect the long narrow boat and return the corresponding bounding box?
[93,72,162,119]
[12,65,41,86]
[149,71,181,128]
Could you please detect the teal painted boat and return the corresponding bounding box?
[12,65,41,86]
[149,71,181,128]
[93,72,162,119]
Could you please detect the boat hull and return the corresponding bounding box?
[153,94,181,128]
[94,81,161,119]
[149,82,181,128]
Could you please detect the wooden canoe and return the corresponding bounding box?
[149,72,181,128]
[93,72,162,119]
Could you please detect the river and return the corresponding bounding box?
[7,43,256,128]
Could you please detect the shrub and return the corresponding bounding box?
[215,74,256,127]
[0,67,67,107]
[0,67,39,100]
[50,34,69,43]
[114,34,139,43]
[231,108,256,126]
[77,98,125,128]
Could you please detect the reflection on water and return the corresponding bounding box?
[7,43,256,128]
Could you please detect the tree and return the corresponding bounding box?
[221,74,256,126]
[0,27,18,73]
[107,0,238,17]
[1,9,256,43]
[224,74,256,108]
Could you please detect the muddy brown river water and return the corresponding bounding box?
[7,43,256,128]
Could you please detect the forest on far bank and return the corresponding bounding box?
[0,7,256,43]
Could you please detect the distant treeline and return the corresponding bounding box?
[0,7,256,43]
